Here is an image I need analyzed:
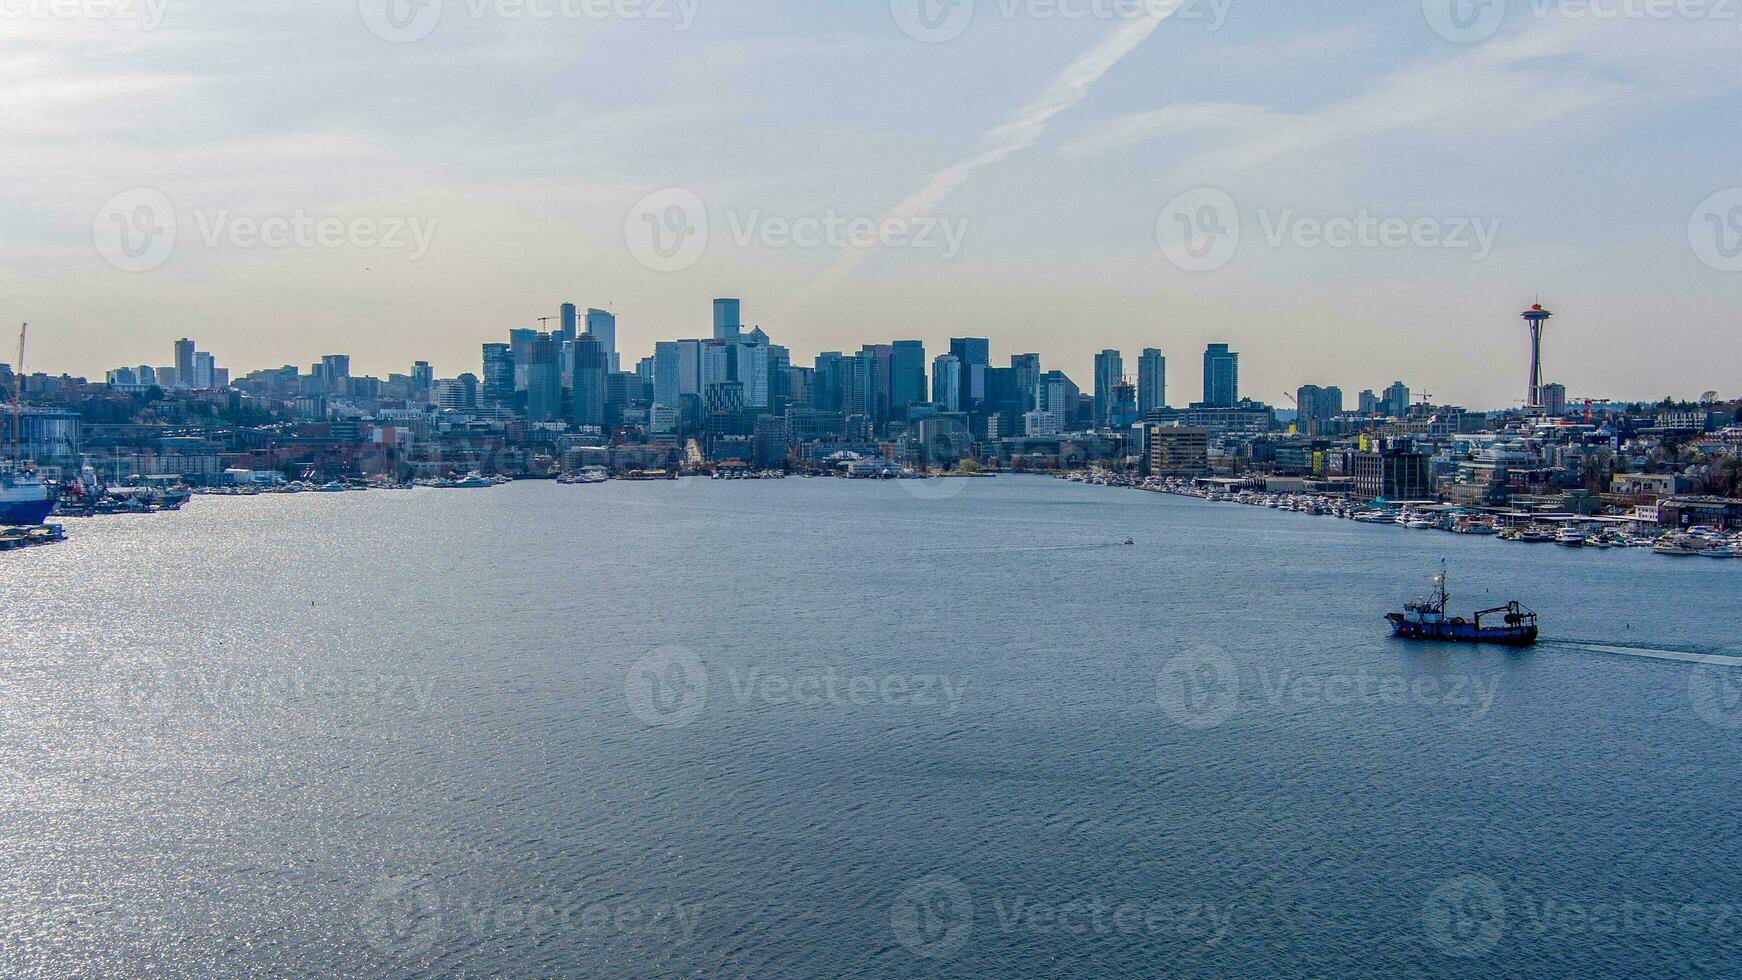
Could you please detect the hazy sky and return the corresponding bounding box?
[5,0,1740,408]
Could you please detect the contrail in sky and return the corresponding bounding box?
[792,6,1179,304]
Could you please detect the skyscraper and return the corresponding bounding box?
[714,298,741,342]
[1384,381,1411,418]
[1137,349,1166,416]
[1522,304,1554,413]
[560,302,578,346]
[174,338,195,389]
[482,343,515,408]
[653,341,681,408]
[889,341,927,420]
[1094,349,1124,427]
[932,354,962,413]
[949,338,990,412]
[525,334,564,421]
[1202,344,1239,407]
[1005,353,1040,412]
[586,308,618,372]
[571,334,607,427]
[1358,389,1380,415]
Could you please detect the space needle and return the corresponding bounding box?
[1522,303,1554,414]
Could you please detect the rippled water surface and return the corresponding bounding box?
[1,476,1739,977]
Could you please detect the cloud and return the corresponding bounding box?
[792,5,1182,302]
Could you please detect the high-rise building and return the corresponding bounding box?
[192,352,216,390]
[435,374,478,410]
[1010,354,1041,411]
[653,341,682,409]
[1358,389,1380,415]
[714,298,741,342]
[508,329,538,391]
[932,354,962,413]
[856,344,893,428]
[1138,349,1167,416]
[1202,344,1239,407]
[525,334,564,422]
[586,308,618,372]
[1384,381,1411,418]
[482,343,515,408]
[1295,385,1344,432]
[411,361,435,394]
[1541,382,1568,417]
[173,339,195,389]
[1035,371,1079,430]
[571,334,607,427]
[889,341,927,420]
[560,303,578,346]
[949,338,990,411]
[1094,349,1124,427]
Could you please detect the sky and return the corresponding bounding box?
[4,0,1740,409]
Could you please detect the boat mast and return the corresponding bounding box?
[9,322,23,465]
[1434,559,1449,611]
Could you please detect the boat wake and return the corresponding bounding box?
[1543,639,1742,668]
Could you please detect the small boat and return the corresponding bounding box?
[1516,528,1555,544]
[1386,562,1538,646]
[1556,527,1587,547]
[1654,537,1707,557]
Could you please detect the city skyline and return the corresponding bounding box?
[8,3,1739,406]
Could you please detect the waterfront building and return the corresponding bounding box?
[1352,441,1433,501]
[1148,426,1210,475]
[1138,348,1166,416]
[1202,344,1239,407]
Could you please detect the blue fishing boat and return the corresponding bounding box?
[1386,562,1538,646]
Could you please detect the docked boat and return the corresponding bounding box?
[1653,536,1708,557]
[1556,527,1588,548]
[1516,527,1555,544]
[1386,563,1538,646]
[0,465,56,527]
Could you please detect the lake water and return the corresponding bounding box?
[1,475,1738,977]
